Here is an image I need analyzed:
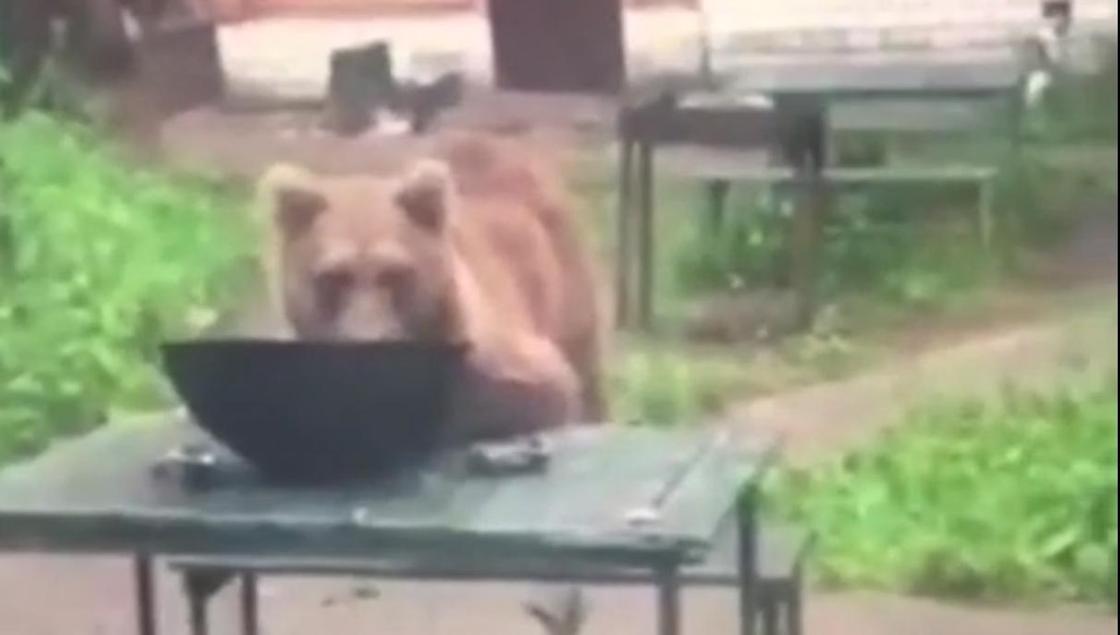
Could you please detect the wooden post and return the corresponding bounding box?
[791,154,825,331]
[206,0,248,22]
[616,135,635,329]
[636,141,656,331]
[782,97,827,331]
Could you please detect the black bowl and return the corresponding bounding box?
[160,339,466,483]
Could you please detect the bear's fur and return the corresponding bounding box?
[258,133,606,440]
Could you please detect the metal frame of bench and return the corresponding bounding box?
[616,61,1025,332]
[655,150,1001,252]
[168,523,813,635]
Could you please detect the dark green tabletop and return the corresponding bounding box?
[0,414,775,568]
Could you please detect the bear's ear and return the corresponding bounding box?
[396,160,454,232]
[258,163,327,237]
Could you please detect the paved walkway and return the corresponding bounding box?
[731,293,1118,465]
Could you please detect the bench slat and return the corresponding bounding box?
[829,98,1004,133]
[654,150,997,184]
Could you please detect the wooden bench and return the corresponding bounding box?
[656,94,1013,236]
[168,522,814,635]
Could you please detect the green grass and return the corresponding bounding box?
[1025,39,1118,146]
[767,371,1119,605]
[606,322,884,427]
[608,340,753,426]
[0,113,255,463]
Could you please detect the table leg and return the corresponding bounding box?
[655,564,681,635]
[737,487,759,635]
[240,572,260,635]
[134,554,157,635]
[760,600,779,635]
[616,136,635,329]
[791,156,825,331]
[636,141,655,331]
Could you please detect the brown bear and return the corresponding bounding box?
[257,133,606,440]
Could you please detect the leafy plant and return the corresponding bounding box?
[1024,37,1118,146]
[0,113,255,462]
[673,190,792,294]
[673,183,992,313]
[609,344,749,426]
[767,371,1119,605]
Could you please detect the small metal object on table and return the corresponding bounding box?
[616,54,1026,331]
[0,414,776,635]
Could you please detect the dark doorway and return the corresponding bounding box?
[487,0,625,94]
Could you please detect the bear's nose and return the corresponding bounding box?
[335,294,407,341]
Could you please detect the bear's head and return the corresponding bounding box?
[259,161,462,342]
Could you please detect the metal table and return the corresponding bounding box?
[616,53,1025,330]
[0,414,775,635]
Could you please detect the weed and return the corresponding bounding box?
[0,114,254,462]
[767,371,1119,605]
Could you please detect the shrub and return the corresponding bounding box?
[768,372,1118,605]
[0,114,254,462]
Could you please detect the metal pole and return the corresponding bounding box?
[240,572,260,635]
[134,554,157,635]
[655,564,682,635]
[738,487,759,635]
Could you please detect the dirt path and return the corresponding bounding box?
[729,293,1117,464]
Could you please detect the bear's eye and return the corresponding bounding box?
[315,269,354,313]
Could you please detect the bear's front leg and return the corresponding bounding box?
[449,336,579,442]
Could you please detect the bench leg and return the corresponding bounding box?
[705,179,730,232]
[655,565,682,635]
[240,572,260,635]
[785,572,804,635]
[759,594,779,635]
[134,554,158,635]
[978,179,995,252]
